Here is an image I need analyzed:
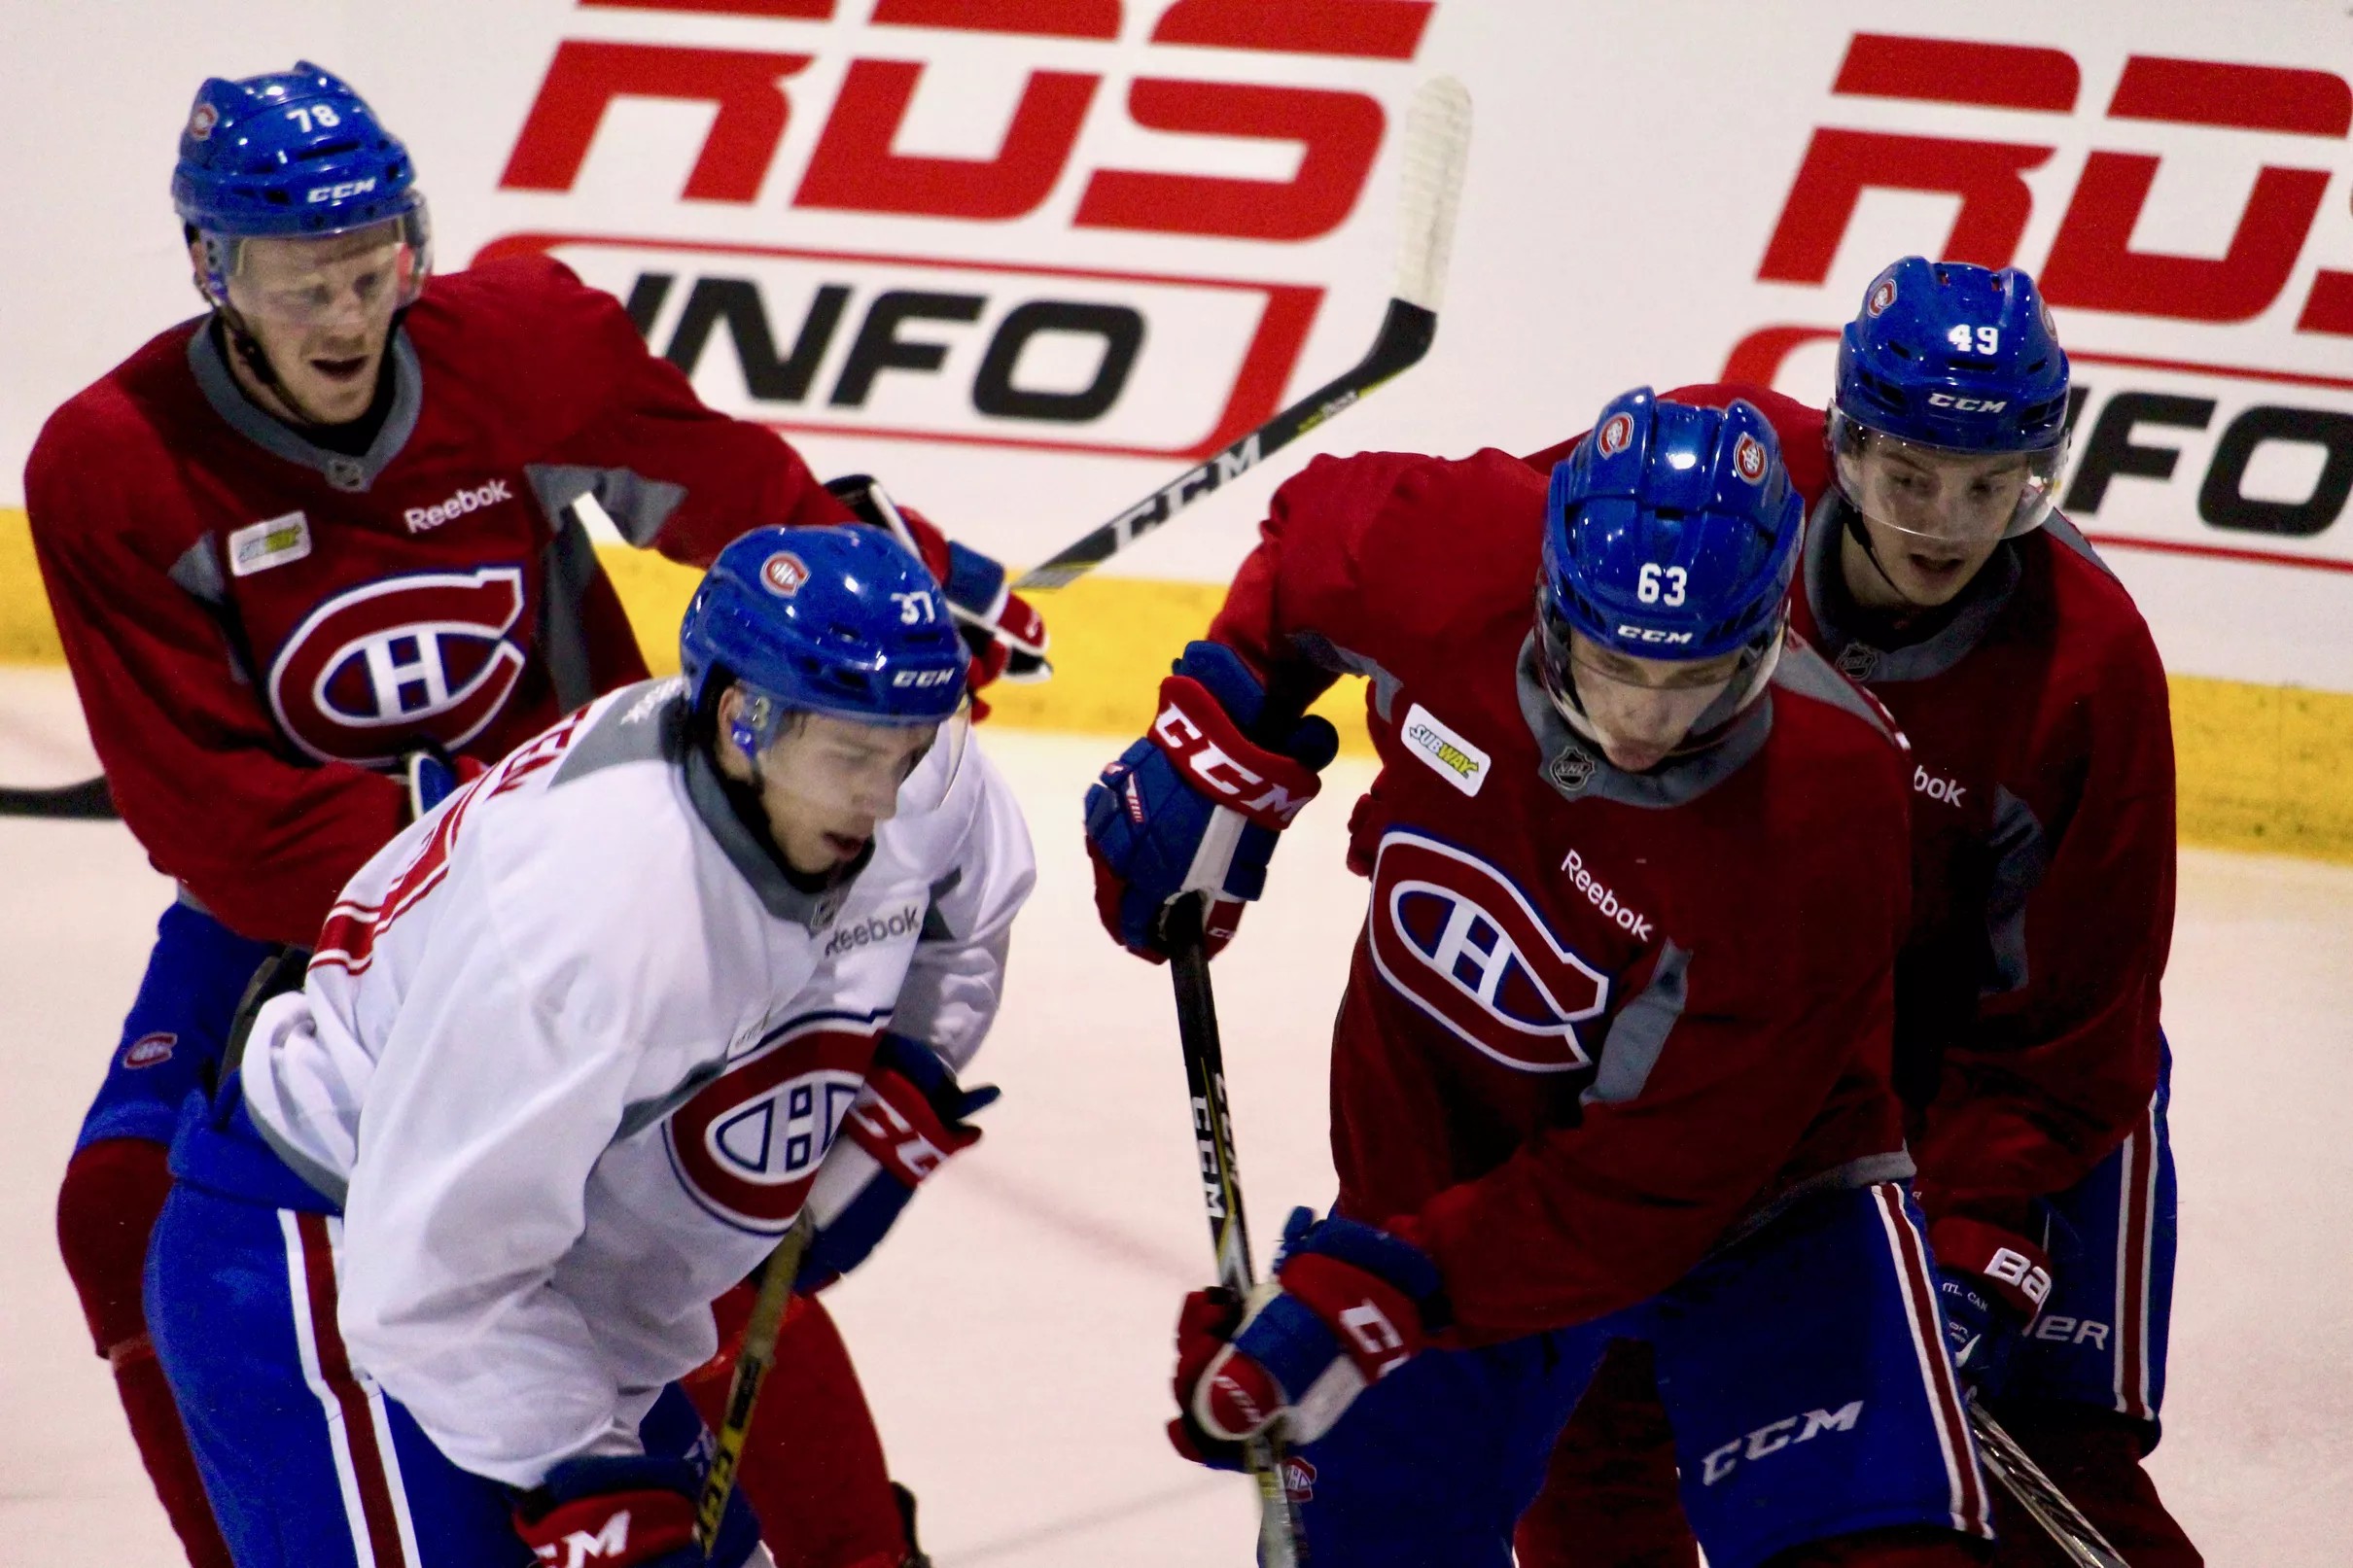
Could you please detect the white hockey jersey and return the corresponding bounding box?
[236,678,1036,1487]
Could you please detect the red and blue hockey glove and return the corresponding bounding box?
[1083,642,1340,962]
[512,1455,718,1567]
[1174,1207,1447,1452]
[825,473,1050,719]
[1930,1217,2054,1398]
[795,1034,999,1291]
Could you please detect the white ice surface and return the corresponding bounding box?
[0,667,2347,1564]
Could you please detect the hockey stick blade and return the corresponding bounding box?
[0,775,118,819]
[1967,1398,2129,1568]
[1014,76,1471,592]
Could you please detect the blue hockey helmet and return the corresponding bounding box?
[1831,257,2070,541]
[680,524,969,743]
[1536,390,1803,767]
[174,63,431,313]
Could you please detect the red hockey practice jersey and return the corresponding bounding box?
[1542,386,2175,1237]
[1210,448,1916,1343]
[27,258,853,944]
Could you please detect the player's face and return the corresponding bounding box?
[1841,439,2034,609]
[1566,633,1746,773]
[751,712,940,876]
[208,225,413,424]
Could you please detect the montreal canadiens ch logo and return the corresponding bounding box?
[760,552,810,597]
[1868,277,1898,317]
[1733,432,1769,485]
[266,567,528,765]
[1368,830,1608,1073]
[1597,412,1635,458]
[665,1020,879,1234]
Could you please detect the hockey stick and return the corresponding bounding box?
[695,1211,816,1558]
[1013,76,1472,593]
[1967,1397,2130,1568]
[0,775,117,819]
[1163,895,1307,1566]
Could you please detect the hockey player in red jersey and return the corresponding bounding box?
[30,62,1040,1568]
[1084,390,1994,1566]
[1517,261,2196,1566]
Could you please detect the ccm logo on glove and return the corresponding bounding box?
[1150,683,1320,828]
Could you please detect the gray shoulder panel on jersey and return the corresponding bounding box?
[918,867,965,941]
[552,680,692,788]
[1581,942,1690,1108]
[1770,640,1901,744]
[1800,494,2021,683]
[523,464,687,548]
[167,536,258,687]
[1514,634,1772,810]
[2041,512,2119,581]
[1981,785,2050,996]
[617,1058,728,1144]
[537,504,607,714]
[1287,632,1404,723]
[187,325,422,494]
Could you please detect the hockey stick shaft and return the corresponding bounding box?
[0,775,117,819]
[1014,76,1470,593]
[1164,895,1306,1566]
[696,1213,815,1557]
[1968,1398,2129,1568]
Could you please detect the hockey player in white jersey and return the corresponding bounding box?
[144,523,1036,1568]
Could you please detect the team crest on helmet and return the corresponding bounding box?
[122,1032,177,1069]
[188,102,219,141]
[1733,432,1769,485]
[760,552,810,597]
[1868,277,1898,317]
[1597,413,1635,458]
[1368,830,1608,1073]
[666,1019,882,1234]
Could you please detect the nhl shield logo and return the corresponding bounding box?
[1368,829,1608,1073]
[1836,642,1882,680]
[1547,745,1598,795]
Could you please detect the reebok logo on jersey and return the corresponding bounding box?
[228,511,312,575]
[1914,765,1967,809]
[404,478,513,534]
[1401,704,1489,796]
[1559,848,1656,942]
[1701,1400,1864,1486]
[824,903,923,958]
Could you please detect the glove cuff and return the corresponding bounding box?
[1931,1216,2054,1324]
[1148,674,1323,830]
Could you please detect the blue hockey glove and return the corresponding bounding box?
[795,1034,999,1291]
[1930,1217,2054,1397]
[1174,1207,1447,1452]
[512,1455,716,1568]
[1084,642,1340,962]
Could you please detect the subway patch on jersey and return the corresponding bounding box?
[1368,829,1609,1073]
[228,511,312,576]
[1400,703,1490,797]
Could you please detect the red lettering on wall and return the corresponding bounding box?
[1757,129,2052,283]
[500,42,812,201]
[1833,33,2079,113]
[2040,154,2330,323]
[871,0,1120,37]
[580,0,833,15]
[2108,55,2353,137]
[1076,80,1383,241]
[794,61,1098,221]
[2298,270,2353,336]
[1151,0,1433,60]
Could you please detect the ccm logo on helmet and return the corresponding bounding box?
[892,668,955,688]
[1368,830,1608,1074]
[1927,393,2010,412]
[1615,625,1696,645]
[306,178,378,203]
